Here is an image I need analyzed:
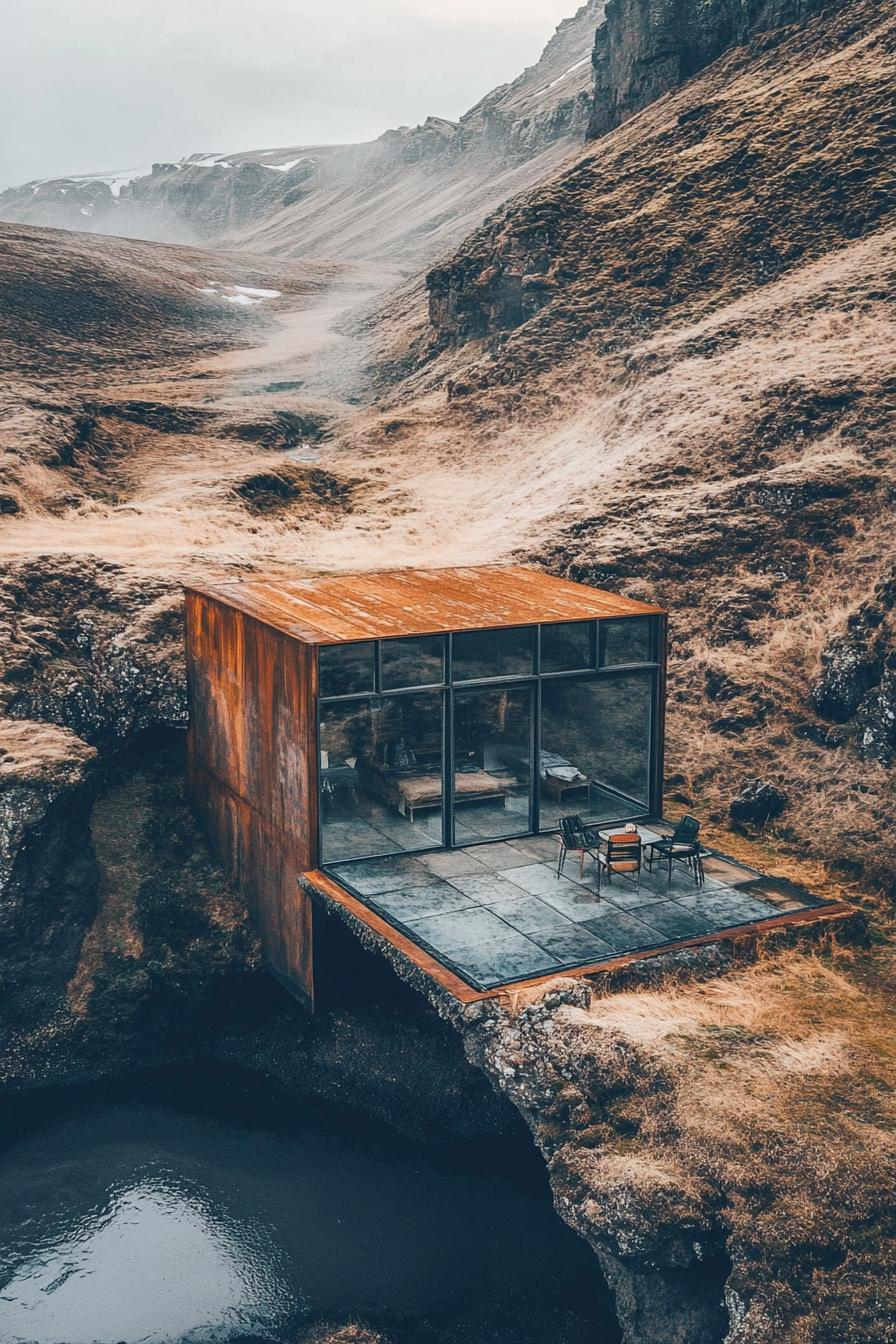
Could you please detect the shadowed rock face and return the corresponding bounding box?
[0,721,98,1028]
[588,0,830,139]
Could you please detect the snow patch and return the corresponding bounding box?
[261,157,310,173]
[233,285,281,299]
[195,282,282,307]
[533,56,590,98]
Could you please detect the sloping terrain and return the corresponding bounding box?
[353,0,896,886]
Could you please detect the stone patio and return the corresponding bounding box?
[325,826,828,990]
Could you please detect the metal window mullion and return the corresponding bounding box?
[532,675,541,835]
[445,684,454,847]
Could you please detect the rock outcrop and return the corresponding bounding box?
[0,719,98,1028]
[588,0,830,138]
[812,569,896,762]
[729,779,789,829]
[427,0,892,356]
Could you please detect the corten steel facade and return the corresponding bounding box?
[185,566,667,1007]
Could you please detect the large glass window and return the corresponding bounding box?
[540,621,594,673]
[452,686,532,842]
[451,627,535,681]
[318,620,660,865]
[539,674,653,830]
[381,635,445,689]
[600,619,656,667]
[319,642,375,698]
[319,691,444,862]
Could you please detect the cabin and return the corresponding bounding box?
[185,565,844,1010]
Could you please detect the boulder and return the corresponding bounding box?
[811,632,882,722]
[855,665,896,766]
[729,779,788,829]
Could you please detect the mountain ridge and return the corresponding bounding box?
[0,1,604,268]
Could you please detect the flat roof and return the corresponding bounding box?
[186,565,664,644]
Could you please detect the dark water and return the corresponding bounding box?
[0,1072,615,1344]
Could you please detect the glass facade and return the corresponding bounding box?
[380,635,444,690]
[601,618,655,667]
[319,642,376,698]
[320,692,444,861]
[540,621,593,673]
[318,616,661,865]
[539,673,653,831]
[453,686,533,842]
[452,626,535,681]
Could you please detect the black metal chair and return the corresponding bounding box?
[596,832,643,892]
[557,815,599,878]
[646,815,705,888]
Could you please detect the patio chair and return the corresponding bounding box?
[557,814,599,878]
[645,815,705,888]
[596,832,643,892]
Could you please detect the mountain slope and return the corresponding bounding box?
[331,0,896,882]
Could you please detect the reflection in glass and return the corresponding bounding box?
[319,693,444,862]
[451,627,535,682]
[540,622,593,673]
[318,642,375,698]
[539,674,653,830]
[452,687,532,842]
[381,635,445,690]
[600,619,655,667]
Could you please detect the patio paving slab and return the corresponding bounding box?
[445,872,535,903]
[509,835,563,862]
[700,855,759,884]
[530,923,617,962]
[532,880,608,922]
[592,882,675,912]
[405,907,555,986]
[735,876,815,911]
[502,863,583,897]
[631,901,717,939]
[338,855,432,895]
[677,889,776,924]
[418,850,490,878]
[580,910,667,953]
[472,842,541,870]
[347,867,452,897]
[486,892,589,936]
[372,883,477,922]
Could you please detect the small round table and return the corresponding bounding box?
[596,824,664,846]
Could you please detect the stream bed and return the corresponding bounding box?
[0,1069,617,1344]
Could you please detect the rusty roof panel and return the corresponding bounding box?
[186,565,664,644]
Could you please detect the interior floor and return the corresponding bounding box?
[320,786,644,861]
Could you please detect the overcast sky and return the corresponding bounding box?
[1,0,577,187]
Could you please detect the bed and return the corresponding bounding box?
[364,763,519,822]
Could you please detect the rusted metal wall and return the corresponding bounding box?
[185,590,318,1007]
